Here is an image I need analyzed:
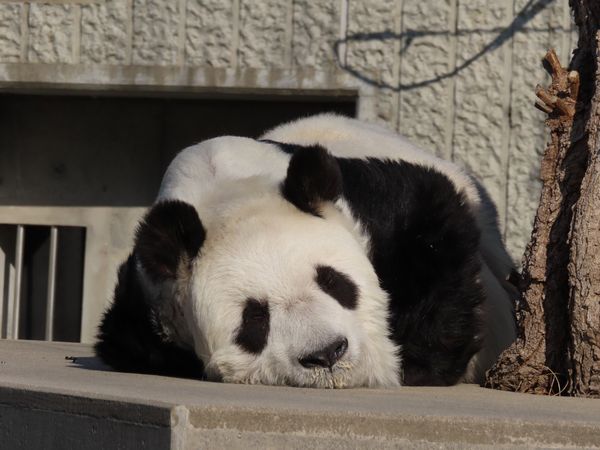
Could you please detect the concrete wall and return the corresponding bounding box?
[0,0,577,341]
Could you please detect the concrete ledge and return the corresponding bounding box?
[0,63,362,96]
[0,340,599,449]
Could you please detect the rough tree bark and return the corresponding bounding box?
[485,0,600,397]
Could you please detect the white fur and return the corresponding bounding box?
[154,113,516,387]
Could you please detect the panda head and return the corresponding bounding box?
[96,146,401,388]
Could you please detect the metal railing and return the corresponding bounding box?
[1,224,84,342]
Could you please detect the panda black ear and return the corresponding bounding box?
[135,200,205,282]
[282,145,343,215]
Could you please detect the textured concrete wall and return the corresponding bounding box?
[0,0,576,262]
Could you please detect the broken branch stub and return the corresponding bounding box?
[535,49,578,118]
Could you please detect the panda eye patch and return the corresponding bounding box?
[235,298,270,354]
[315,265,358,310]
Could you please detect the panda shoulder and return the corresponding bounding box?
[263,114,480,206]
[265,114,516,281]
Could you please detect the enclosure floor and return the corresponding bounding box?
[1,340,598,449]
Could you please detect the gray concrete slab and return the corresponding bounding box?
[0,339,599,449]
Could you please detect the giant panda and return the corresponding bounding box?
[95,114,517,387]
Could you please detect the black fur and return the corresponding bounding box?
[95,200,206,377]
[337,157,484,386]
[259,139,297,155]
[315,265,358,310]
[94,254,204,377]
[272,141,485,386]
[135,200,205,282]
[235,298,270,354]
[281,145,343,216]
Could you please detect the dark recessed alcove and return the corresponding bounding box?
[0,92,356,207]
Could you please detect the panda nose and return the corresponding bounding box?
[298,338,348,369]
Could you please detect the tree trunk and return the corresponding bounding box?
[485,0,600,397]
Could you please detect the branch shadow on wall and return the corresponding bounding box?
[333,0,566,92]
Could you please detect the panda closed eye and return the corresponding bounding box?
[315,265,358,310]
[235,298,270,354]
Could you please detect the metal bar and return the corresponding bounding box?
[45,226,58,341]
[0,241,5,338]
[4,260,15,340]
[11,225,24,339]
